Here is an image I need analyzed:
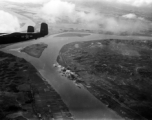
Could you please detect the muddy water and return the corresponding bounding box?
[2,33,152,120]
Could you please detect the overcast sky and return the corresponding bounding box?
[3,0,152,7]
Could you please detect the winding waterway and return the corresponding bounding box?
[2,32,152,120]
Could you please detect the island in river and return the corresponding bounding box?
[57,39,152,120]
[0,51,74,120]
[21,43,48,58]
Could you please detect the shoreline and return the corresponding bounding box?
[56,39,150,120]
[53,62,84,89]
[20,43,48,58]
[0,51,74,120]
[56,57,146,120]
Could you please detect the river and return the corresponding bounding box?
[2,32,152,120]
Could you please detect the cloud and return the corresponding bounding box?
[104,0,152,7]
[122,13,146,20]
[0,10,20,33]
[41,0,75,22]
[5,0,151,34]
[4,0,152,7]
[104,16,151,34]
[41,0,101,23]
[5,0,49,4]
[122,13,138,19]
[40,0,152,34]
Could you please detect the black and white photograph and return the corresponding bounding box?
[0,0,152,120]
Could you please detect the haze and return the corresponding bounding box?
[0,0,152,35]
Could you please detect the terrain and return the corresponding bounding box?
[57,39,152,120]
[1,1,152,120]
[21,43,48,58]
[0,51,74,120]
[55,33,90,37]
[1,0,152,36]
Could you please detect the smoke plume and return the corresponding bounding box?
[0,10,20,33]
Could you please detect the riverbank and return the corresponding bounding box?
[53,62,84,89]
[57,39,152,120]
[0,51,74,120]
[54,33,90,38]
[3,32,151,120]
